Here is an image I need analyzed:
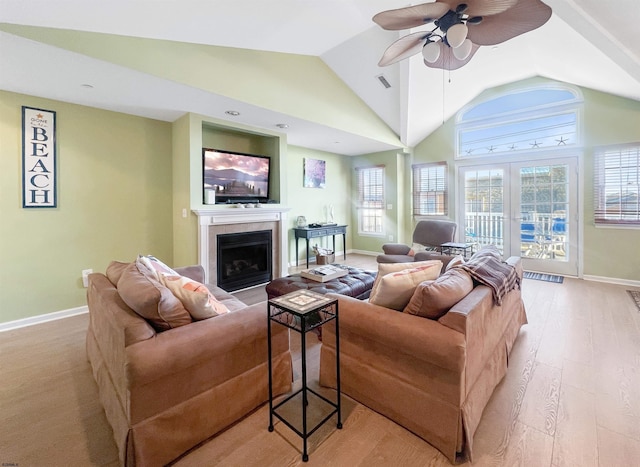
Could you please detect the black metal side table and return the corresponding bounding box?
[267,290,342,462]
[440,241,476,259]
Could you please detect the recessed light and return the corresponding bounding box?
[276,123,289,129]
[225,110,240,116]
[80,84,94,89]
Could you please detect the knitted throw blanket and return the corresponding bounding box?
[461,252,520,305]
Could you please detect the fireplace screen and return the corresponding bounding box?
[217,230,272,292]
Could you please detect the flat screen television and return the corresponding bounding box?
[203,148,271,204]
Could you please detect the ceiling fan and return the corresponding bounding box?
[373,0,552,70]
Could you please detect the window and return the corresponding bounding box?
[594,144,640,226]
[356,166,384,234]
[456,86,582,158]
[413,162,447,216]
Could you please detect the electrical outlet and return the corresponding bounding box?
[82,269,93,288]
[388,235,394,241]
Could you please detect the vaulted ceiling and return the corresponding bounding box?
[1,0,639,155]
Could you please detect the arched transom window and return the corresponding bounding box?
[456,86,582,158]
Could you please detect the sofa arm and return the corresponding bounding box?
[382,243,411,255]
[124,302,291,423]
[324,294,465,373]
[506,256,523,281]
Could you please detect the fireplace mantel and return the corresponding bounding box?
[193,206,291,285]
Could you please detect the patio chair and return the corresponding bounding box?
[520,222,540,257]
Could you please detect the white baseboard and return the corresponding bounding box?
[348,249,379,257]
[582,275,640,288]
[287,249,379,268]
[0,306,88,333]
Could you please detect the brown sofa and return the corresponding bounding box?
[86,263,292,466]
[319,256,526,463]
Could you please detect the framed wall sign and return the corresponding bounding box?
[22,106,57,208]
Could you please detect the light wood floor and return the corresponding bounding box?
[1,254,639,466]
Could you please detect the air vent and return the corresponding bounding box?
[376,74,391,89]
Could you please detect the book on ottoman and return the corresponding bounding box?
[300,265,348,282]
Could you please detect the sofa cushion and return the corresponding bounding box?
[403,268,474,319]
[105,260,131,286]
[369,261,442,311]
[117,261,192,332]
[445,254,465,271]
[161,275,230,320]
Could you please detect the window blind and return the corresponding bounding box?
[412,162,447,216]
[594,144,640,225]
[356,166,384,234]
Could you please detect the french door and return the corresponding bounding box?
[459,157,579,276]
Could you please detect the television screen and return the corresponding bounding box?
[203,148,270,203]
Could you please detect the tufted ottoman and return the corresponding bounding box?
[266,266,377,300]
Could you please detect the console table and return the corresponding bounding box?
[294,225,347,268]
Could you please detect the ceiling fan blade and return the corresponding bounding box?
[373,2,450,30]
[379,32,431,66]
[462,0,520,17]
[466,0,552,46]
[423,42,480,70]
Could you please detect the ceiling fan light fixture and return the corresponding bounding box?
[446,23,468,48]
[422,41,442,63]
[452,38,473,60]
[374,0,552,70]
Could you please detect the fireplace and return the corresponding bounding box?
[217,230,272,292]
[193,205,290,287]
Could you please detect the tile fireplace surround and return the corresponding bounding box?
[193,206,291,287]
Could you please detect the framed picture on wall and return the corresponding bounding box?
[303,158,326,188]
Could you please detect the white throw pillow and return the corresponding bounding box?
[137,255,179,280]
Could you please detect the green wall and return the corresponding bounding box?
[286,146,352,264]
[349,150,408,254]
[171,113,196,268]
[0,90,174,323]
[581,88,640,280]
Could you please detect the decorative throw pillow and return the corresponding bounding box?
[371,259,443,298]
[403,268,474,319]
[117,262,192,332]
[137,255,179,280]
[445,254,465,272]
[161,275,230,320]
[369,262,443,311]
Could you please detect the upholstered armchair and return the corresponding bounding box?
[377,220,457,263]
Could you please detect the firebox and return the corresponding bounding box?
[216,230,272,292]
